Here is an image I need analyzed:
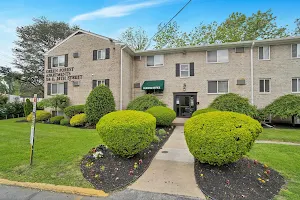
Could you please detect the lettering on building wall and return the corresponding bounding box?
[45,67,83,81]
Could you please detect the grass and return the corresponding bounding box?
[0,118,102,187]
[248,144,300,200]
[258,128,300,143]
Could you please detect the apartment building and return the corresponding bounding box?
[44,29,300,117]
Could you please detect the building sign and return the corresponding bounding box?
[45,67,83,82]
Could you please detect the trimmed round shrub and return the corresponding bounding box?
[97,110,156,157]
[192,108,218,117]
[70,113,87,127]
[146,106,176,126]
[210,93,258,117]
[85,85,115,125]
[184,111,262,166]
[64,104,85,118]
[26,111,51,122]
[60,118,70,126]
[24,99,33,116]
[127,94,166,111]
[50,116,64,124]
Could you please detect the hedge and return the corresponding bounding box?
[26,111,51,122]
[192,108,218,117]
[184,111,262,166]
[24,99,33,116]
[60,118,70,126]
[96,110,156,157]
[85,85,115,125]
[50,116,64,124]
[64,104,85,118]
[210,93,258,117]
[70,113,87,127]
[146,106,176,126]
[127,94,166,111]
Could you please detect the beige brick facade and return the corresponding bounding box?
[44,30,300,115]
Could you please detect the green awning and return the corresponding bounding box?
[142,80,164,90]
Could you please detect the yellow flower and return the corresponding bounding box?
[200,174,204,177]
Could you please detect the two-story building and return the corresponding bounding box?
[44,29,300,117]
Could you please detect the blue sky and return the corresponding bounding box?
[0,0,299,69]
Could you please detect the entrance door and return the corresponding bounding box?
[174,93,197,118]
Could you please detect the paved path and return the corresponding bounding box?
[129,126,205,199]
[256,140,300,146]
[0,185,198,200]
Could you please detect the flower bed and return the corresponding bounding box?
[80,126,175,192]
[194,158,285,200]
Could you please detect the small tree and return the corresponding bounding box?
[42,95,70,116]
[264,94,300,125]
[85,85,115,125]
[24,98,33,116]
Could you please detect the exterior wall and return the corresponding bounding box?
[44,33,122,109]
[121,50,133,109]
[253,44,300,108]
[134,48,252,110]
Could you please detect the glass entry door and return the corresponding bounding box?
[174,93,197,117]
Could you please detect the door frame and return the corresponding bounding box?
[173,92,197,118]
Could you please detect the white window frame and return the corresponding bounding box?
[206,49,229,63]
[97,49,106,60]
[291,44,300,58]
[292,78,300,93]
[180,63,190,78]
[258,46,270,60]
[259,78,271,93]
[52,55,65,67]
[97,79,106,86]
[207,80,229,94]
[146,55,164,67]
[51,83,64,95]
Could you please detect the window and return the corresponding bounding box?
[235,47,244,53]
[259,79,270,93]
[146,55,164,67]
[97,49,106,60]
[292,78,300,93]
[52,55,65,67]
[97,79,106,86]
[180,64,190,77]
[207,49,229,63]
[146,89,163,94]
[292,44,300,58]
[258,46,270,60]
[208,80,228,94]
[51,83,64,95]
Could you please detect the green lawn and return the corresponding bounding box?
[258,128,300,143]
[0,118,101,187]
[248,144,300,200]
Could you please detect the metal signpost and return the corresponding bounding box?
[30,94,37,165]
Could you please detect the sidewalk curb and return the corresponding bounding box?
[0,178,108,197]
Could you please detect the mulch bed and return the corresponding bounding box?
[194,158,285,200]
[80,126,175,192]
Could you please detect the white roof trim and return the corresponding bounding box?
[44,29,120,56]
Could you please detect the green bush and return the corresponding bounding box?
[24,99,33,116]
[36,101,45,110]
[127,94,166,111]
[96,110,156,157]
[192,108,218,117]
[146,106,176,126]
[60,118,70,126]
[158,129,167,135]
[184,111,262,166]
[64,104,85,118]
[210,93,258,117]
[70,113,87,127]
[0,94,8,105]
[85,85,115,125]
[26,110,51,122]
[153,135,160,143]
[50,116,64,124]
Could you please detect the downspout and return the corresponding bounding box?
[120,45,127,110]
[250,41,255,105]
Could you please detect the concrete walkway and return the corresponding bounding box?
[129,126,205,199]
[256,140,300,146]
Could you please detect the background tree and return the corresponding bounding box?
[0,66,21,95]
[119,27,149,51]
[188,21,219,45]
[295,18,300,35]
[13,17,79,97]
[42,95,70,116]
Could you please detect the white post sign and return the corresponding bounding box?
[30,94,37,165]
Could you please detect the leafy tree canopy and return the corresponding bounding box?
[119,27,149,51]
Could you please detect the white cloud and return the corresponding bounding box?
[70,0,168,23]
